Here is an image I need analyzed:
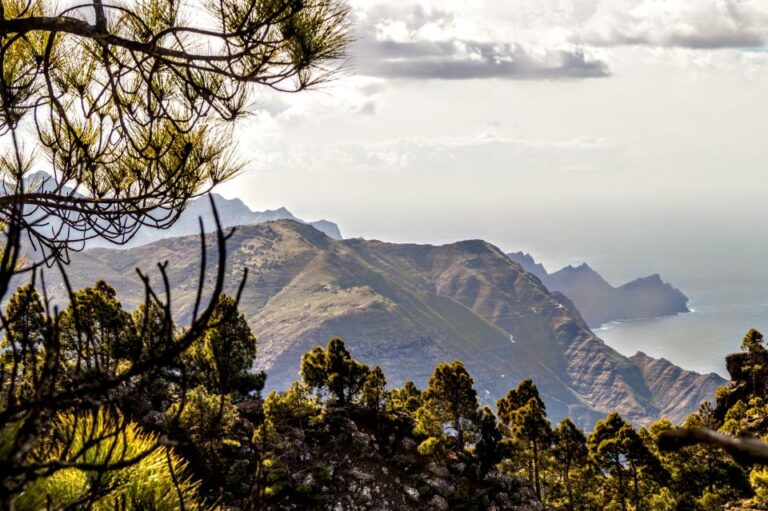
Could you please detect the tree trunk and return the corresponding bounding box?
[533,439,541,500]
[615,456,627,511]
[631,464,641,511]
[564,459,575,511]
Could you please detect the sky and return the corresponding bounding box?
[214,0,768,285]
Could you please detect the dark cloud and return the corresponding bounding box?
[355,39,609,80]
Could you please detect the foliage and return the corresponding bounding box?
[15,409,211,511]
[166,386,240,452]
[742,329,766,355]
[0,284,46,402]
[475,406,502,474]
[300,338,370,404]
[0,0,351,256]
[588,412,667,511]
[182,294,264,397]
[59,280,135,378]
[387,380,422,414]
[415,361,478,453]
[361,365,387,413]
[497,379,551,499]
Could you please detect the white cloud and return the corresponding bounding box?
[348,0,768,83]
[352,3,611,80]
[581,0,768,48]
[239,132,623,175]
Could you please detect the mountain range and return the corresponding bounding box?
[33,220,725,428]
[507,251,689,327]
[110,194,343,247]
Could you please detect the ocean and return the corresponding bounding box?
[595,274,768,378]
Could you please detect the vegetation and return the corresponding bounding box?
[0,0,350,508]
[0,0,350,258]
[2,265,768,510]
[0,3,766,510]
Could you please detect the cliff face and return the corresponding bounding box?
[630,352,726,423]
[43,221,716,428]
[508,252,689,327]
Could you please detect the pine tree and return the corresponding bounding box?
[59,280,134,378]
[1,284,46,401]
[498,379,551,499]
[300,338,370,405]
[388,380,422,414]
[552,418,588,511]
[361,366,387,413]
[475,406,503,474]
[588,412,631,511]
[416,361,479,453]
[183,294,262,396]
[588,412,664,511]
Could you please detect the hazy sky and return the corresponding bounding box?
[218,0,768,283]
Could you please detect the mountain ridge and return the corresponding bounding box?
[33,220,723,428]
[94,193,343,247]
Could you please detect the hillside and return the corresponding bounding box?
[508,252,689,327]
[39,221,723,427]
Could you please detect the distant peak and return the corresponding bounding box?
[560,262,596,275]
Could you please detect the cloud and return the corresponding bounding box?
[245,133,623,175]
[349,0,768,84]
[356,40,610,80]
[580,0,768,49]
[252,77,386,119]
[352,3,611,80]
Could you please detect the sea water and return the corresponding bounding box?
[596,274,768,378]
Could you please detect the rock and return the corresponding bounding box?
[352,430,371,445]
[402,437,417,451]
[426,477,455,497]
[429,495,449,511]
[350,466,374,482]
[428,462,450,478]
[404,486,420,501]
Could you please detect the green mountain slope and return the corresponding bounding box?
[39,221,723,427]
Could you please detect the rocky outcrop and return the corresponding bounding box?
[715,348,768,423]
[43,220,719,428]
[507,252,689,328]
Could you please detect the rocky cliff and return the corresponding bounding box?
[508,252,689,327]
[630,352,725,423]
